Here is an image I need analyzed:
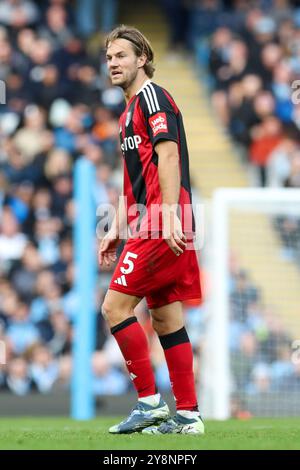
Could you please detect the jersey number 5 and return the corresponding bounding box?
[120,251,138,275]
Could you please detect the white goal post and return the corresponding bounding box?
[201,188,300,420]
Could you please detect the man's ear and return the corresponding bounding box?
[137,54,147,69]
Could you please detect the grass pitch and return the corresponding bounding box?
[0,417,300,450]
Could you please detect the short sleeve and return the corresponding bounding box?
[139,83,178,147]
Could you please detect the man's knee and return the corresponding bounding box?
[101,300,110,321]
[151,314,170,336]
[151,310,184,336]
[101,297,133,328]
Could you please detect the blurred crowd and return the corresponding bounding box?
[163,0,300,266]
[177,0,300,189]
[206,1,300,189]
[0,0,126,396]
[229,261,300,399]
[187,0,300,399]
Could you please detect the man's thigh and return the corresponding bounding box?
[104,288,142,310]
[109,237,177,298]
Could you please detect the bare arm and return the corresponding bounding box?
[156,140,186,255]
[110,195,128,239]
[98,195,127,266]
[157,140,180,206]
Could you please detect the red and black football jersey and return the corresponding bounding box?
[119,79,195,237]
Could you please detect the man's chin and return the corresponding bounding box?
[111,76,126,88]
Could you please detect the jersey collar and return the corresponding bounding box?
[135,79,152,95]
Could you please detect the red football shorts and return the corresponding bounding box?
[109,237,202,309]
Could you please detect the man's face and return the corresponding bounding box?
[106,39,142,89]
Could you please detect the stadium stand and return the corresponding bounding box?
[0,0,127,396]
[187,0,300,411]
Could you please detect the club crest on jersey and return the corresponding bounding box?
[125,110,132,127]
[149,112,168,137]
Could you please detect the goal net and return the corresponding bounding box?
[199,188,300,419]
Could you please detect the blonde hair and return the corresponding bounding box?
[45,149,72,180]
[106,24,155,78]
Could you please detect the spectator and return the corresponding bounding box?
[249,115,283,185]
[246,363,272,394]
[230,270,259,322]
[75,0,117,37]
[46,310,72,356]
[39,4,74,51]
[231,331,258,390]
[0,0,39,29]
[29,344,59,393]
[281,361,300,391]
[266,137,298,187]
[4,357,32,396]
[284,150,300,187]
[92,350,128,395]
[6,301,40,355]
[0,207,27,268]
[13,105,47,163]
[7,181,34,224]
[10,243,43,303]
[0,0,121,398]
[271,344,294,382]
[34,217,61,266]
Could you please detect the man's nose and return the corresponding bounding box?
[110,57,119,68]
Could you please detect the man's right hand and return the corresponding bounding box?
[98,230,121,267]
[163,210,187,256]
